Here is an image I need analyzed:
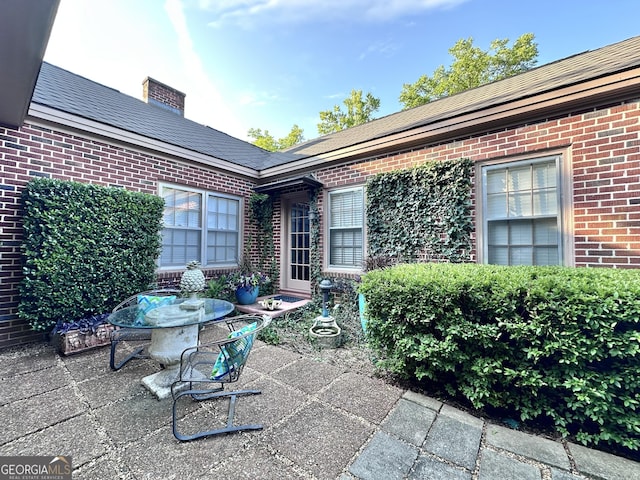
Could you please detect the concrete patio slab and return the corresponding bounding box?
[410,454,472,480]
[233,376,309,428]
[119,428,245,479]
[266,401,373,479]
[550,467,588,480]
[349,431,419,480]
[61,348,116,380]
[440,404,485,429]
[318,371,404,424]
[1,385,85,443]
[0,343,56,377]
[402,390,443,412]
[381,398,437,446]
[423,408,483,469]
[172,400,229,440]
[96,392,176,444]
[207,443,309,479]
[569,442,640,480]
[0,364,68,405]
[76,453,136,480]
[76,364,156,408]
[486,423,571,471]
[0,414,107,468]
[478,449,542,480]
[271,356,346,394]
[246,344,302,374]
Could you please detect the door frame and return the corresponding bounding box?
[280,192,311,294]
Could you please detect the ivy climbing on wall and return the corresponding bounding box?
[366,157,473,263]
[308,187,322,292]
[249,193,278,286]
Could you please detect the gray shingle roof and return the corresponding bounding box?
[32,36,640,171]
[284,35,640,159]
[32,62,276,170]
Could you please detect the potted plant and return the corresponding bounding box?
[50,313,114,355]
[229,271,270,305]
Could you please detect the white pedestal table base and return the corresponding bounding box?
[142,324,199,400]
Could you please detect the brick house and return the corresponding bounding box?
[1,24,639,347]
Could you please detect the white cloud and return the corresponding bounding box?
[238,89,282,107]
[44,0,251,140]
[202,0,468,28]
[164,0,249,138]
[359,39,399,61]
[364,0,468,20]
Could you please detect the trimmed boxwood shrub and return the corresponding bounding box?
[360,263,640,451]
[19,178,164,331]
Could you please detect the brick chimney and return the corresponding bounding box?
[142,77,185,116]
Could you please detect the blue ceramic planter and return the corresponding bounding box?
[235,286,259,305]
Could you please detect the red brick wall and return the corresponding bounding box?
[2,100,639,348]
[314,100,640,269]
[0,121,257,348]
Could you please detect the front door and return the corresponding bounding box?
[282,196,310,293]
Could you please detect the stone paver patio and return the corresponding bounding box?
[1,325,638,479]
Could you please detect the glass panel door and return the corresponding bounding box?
[283,198,311,293]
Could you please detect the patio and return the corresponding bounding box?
[1,324,638,480]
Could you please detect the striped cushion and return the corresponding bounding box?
[211,322,258,380]
[136,295,176,323]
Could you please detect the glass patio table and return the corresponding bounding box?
[108,298,234,399]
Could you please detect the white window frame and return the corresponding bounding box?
[477,153,573,266]
[326,186,365,271]
[159,183,242,269]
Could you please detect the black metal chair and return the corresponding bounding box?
[171,313,271,441]
[109,288,181,371]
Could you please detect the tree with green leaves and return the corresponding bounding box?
[399,33,538,110]
[317,89,381,135]
[248,124,305,151]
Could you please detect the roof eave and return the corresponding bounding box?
[27,103,261,179]
[254,175,323,193]
[0,0,59,128]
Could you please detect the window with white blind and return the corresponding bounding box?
[482,157,562,265]
[160,185,240,268]
[328,187,364,269]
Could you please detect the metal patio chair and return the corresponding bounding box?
[109,288,181,371]
[171,313,271,441]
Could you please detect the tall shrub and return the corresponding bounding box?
[19,178,164,331]
[360,263,640,452]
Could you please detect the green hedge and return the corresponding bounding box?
[19,178,164,331]
[359,263,640,451]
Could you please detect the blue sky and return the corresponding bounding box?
[43,0,640,143]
